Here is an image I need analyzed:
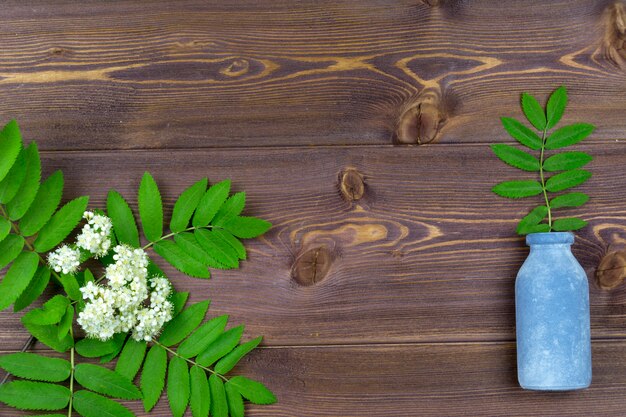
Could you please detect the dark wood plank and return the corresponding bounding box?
[1,145,625,350]
[4,341,626,416]
[0,0,625,149]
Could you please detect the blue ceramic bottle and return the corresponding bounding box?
[515,232,591,390]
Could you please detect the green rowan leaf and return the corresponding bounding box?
[0,234,24,268]
[22,295,69,325]
[171,291,189,316]
[194,229,239,268]
[492,180,543,198]
[19,170,64,236]
[34,196,89,252]
[545,123,595,150]
[0,148,26,204]
[0,251,39,311]
[214,336,263,375]
[521,92,546,130]
[72,390,135,417]
[106,190,140,247]
[500,117,542,150]
[141,344,167,412]
[212,192,245,226]
[167,356,190,417]
[0,217,10,241]
[225,383,245,417]
[154,240,210,278]
[74,363,142,400]
[222,216,272,239]
[192,179,230,227]
[0,119,23,183]
[115,339,147,381]
[0,380,70,411]
[190,365,210,417]
[23,322,73,353]
[546,86,567,129]
[196,325,244,367]
[228,376,276,405]
[550,192,589,209]
[209,374,229,417]
[0,352,70,382]
[98,333,127,364]
[524,224,551,234]
[516,206,548,235]
[553,218,587,231]
[210,229,246,260]
[174,232,223,270]
[542,151,592,172]
[545,169,591,192]
[138,171,163,242]
[6,142,41,221]
[170,178,207,233]
[75,337,118,358]
[177,315,228,359]
[58,273,82,301]
[490,143,540,171]
[57,304,74,340]
[159,300,210,347]
[14,265,51,312]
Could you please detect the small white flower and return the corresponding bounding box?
[76,212,113,257]
[47,245,81,275]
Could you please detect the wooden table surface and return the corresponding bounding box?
[2,1,626,415]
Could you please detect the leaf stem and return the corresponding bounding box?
[539,128,552,230]
[141,225,215,251]
[68,328,75,417]
[150,338,229,382]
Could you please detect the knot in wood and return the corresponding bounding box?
[602,2,626,68]
[292,246,332,286]
[597,250,626,290]
[339,168,365,201]
[220,59,250,77]
[395,89,444,145]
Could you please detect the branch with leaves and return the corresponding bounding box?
[491,86,594,234]
[0,120,276,416]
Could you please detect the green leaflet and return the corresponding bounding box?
[550,192,589,209]
[542,151,592,172]
[6,142,41,221]
[492,180,543,199]
[171,291,189,316]
[0,352,70,382]
[214,336,263,374]
[521,92,546,130]
[0,380,70,411]
[57,273,82,301]
[99,333,127,364]
[195,229,239,268]
[209,374,229,417]
[0,234,24,268]
[115,339,147,381]
[196,325,244,367]
[0,250,39,311]
[0,119,22,183]
[190,365,210,417]
[72,390,135,417]
[500,117,542,150]
[209,229,246,260]
[159,300,210,347]
[138,171,163,242]
[178,315,229,359]
[21,294,69,325]
[14,265,51,312]
[553,218,587,232]
[154,240,210,278]
[228,376,277,405]
[212,192,245,226]
[225,382,245,417]
[106,190,140,247]
[141,344,167,412]
[74,363,142,400]
[0,217,10,241]
[19,170,64,236]
[516,206,548,235]
[57,304,74,340]
[192,179,231,227]
[222,216,272,239]
[34,195,89,252]
[174,232,224,269]
[170,178,207,233]
[75,337,119,358]
[167,356,190,417]
[490,144,540,172]
[545,123,595,150]
[545,169,591,192]
[23,322,73,353]
[0,148,26,204]
[546,86,567,129]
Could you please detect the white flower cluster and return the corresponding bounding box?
[47,245,80,274]
[77,244,173,342]
[76,211,112,257]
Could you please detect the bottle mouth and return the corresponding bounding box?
[526,232,575,246]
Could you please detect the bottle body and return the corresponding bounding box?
[515,232,591,390]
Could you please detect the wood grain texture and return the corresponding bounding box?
[0,0,625,149]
